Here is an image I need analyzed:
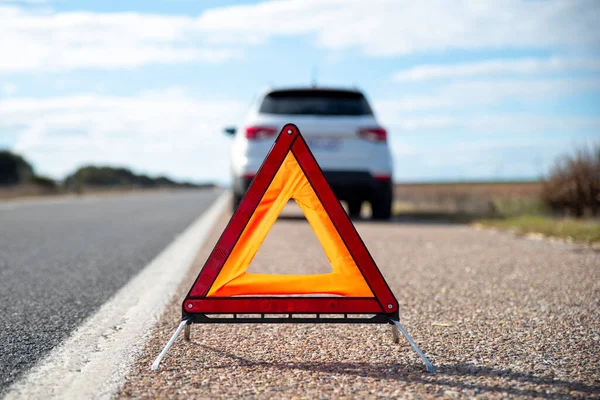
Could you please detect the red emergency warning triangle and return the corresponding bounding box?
[183,124,398,315]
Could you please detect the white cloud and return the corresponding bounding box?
[374,77,600,114]
[196,0,600,55]
[2,0,600,72]
[373,76,600,134]
[392,57,600,82]
[381,114,600,133]
[0,89,247,182]
[390,138,573,181]
[0,5,241,72]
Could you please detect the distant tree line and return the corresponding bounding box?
[63,165,205,190]
[0,150,215,192]
[0,150,56,188]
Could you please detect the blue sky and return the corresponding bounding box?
[0,0,599,184]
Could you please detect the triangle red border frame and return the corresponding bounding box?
[183,124,399,316]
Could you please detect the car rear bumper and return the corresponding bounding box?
[322,171,391,202]
[234,170,391,202]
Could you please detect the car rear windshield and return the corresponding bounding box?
[259,90,373,116]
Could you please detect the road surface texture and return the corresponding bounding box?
[0,189,220,392]
[120,202,600,399]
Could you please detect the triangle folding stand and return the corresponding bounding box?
[152,124,434,373]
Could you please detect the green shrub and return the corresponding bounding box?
[30,175,57,189]
[0,150,34,185]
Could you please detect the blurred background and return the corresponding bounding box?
[1,0,599,238]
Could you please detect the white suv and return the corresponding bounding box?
[225,86,393,220]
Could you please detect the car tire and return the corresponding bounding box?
[347,199,362,218]
[371,184,392,220]
[232,192,243,213]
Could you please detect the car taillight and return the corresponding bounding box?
[373,174,392,182]
[245,126,278,140]
[358,127,387,142]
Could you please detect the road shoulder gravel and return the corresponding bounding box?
[120,208,600,399]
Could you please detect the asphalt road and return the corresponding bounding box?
[0,189,220,392]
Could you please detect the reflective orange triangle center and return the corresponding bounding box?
[209,151,373,297]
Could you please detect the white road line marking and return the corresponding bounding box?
[4,191,229,400]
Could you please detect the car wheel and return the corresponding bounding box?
[232,192,243,213]
[371,184,392,220]
[347,199,362,218]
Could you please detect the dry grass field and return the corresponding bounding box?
[391,181,600,244]
[393,181,543,217]
[0,184,60,200]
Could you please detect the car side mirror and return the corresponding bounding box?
[224,126,236,136]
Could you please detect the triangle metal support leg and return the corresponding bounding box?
[389,319,435,374]
[184,321,191,341]
[151,319,189,371]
